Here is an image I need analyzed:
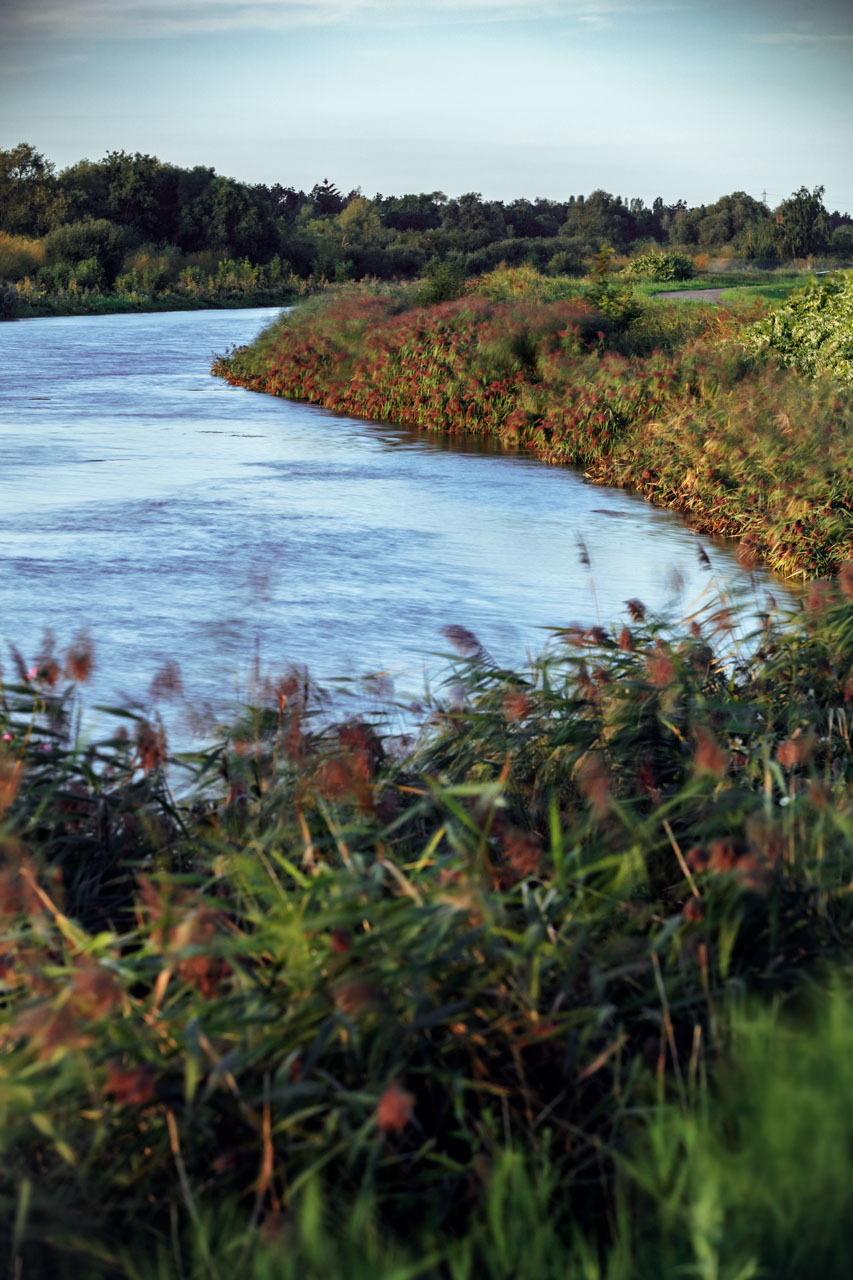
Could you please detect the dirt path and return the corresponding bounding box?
[652,287,732,302]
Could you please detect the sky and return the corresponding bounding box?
[1,0,852,210]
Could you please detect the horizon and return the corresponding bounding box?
[1,0,852,214]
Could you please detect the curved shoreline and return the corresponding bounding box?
[213,294,853,580]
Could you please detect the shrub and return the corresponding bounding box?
[44,218,127,283]
[623,249,696,281]
[585,244,642,326]
[742,270,853,385]
[0,229,44,280]
[0,278,21,317]
[416,258,468,305]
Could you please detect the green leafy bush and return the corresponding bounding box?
[584,244,642,326]
[43,218,127,283]
[623,249,696,281]
[742,270,853,385]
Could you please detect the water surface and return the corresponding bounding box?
[0,307,784,736]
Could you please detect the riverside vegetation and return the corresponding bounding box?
[214,263,853,579]
[1,144,850,317]
[2,259,853,1276]
[5,572,853,1279]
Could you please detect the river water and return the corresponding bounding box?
[1,307,784,740]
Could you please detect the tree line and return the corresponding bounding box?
[1,142,851,296]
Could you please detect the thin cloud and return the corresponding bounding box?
[750,31,853,45]
[5,0,684,40]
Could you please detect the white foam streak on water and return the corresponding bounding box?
[0,307,786,740]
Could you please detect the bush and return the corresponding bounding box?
[72,256,104,289]
[742,270,853,385]
[44,218,127,283]
[0,230,44,280]
[585,244,642,326]
[623,249,696,281]
[416,258,468,305]
[119,243,183,292]
[0,278,21,317]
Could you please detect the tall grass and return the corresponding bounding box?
[4,574,853,1275]
[214,278,853,578]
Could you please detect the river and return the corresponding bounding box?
[0,306,786,742]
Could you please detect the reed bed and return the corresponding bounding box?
[213,277,853,579]
[4,574,853,1276]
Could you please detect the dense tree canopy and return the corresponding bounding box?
[0,144,849,294]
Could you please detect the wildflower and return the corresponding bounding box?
[682,897,704,923]
[805,581,832,615]
[777,729,814,768]
[0,755,24,817]
[148,661,183,701]
[708,838,739,873]
[377,1079,415,1134]
[69,957,122,1020]
[574,750,610,818]
[334,980,379,1017]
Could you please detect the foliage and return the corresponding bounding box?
[584,245,642,327]
[0,230,46,281]
[474,262,584,303]
[416,258,469,306]
[742,270,853,386]
[43,219,128,283]
[774,185,831,260]
[623,249,696,282]
[2,144,849,322]
[215,275,853,578]
[0,278,21,318]
[5,576,853,1273]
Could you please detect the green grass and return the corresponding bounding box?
[634,271,807,303]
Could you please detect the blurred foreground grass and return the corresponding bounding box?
[4,572,853,1276]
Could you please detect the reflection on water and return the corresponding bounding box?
[0,306,788,739]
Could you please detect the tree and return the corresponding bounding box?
[310,180,345,217]
[774,186,830,259]
[0,143,66,235]
[336,197,381,245]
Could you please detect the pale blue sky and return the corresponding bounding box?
[2,0,851,210]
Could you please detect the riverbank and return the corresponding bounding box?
[4,574,853,1278]
[213,274,853,579]
[3,284,299,319]
[3,293,853,1275]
